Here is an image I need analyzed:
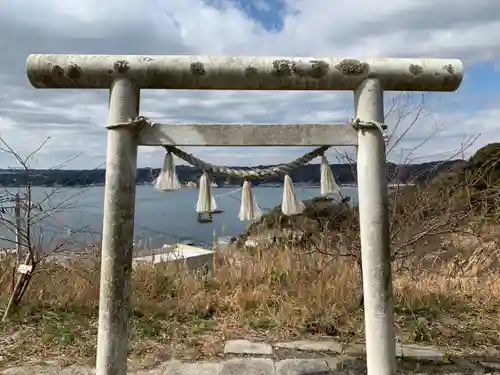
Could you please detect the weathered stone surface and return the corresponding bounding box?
[60,367,95,375]
[323,357,344,371]
[2,340,498,375]
[273,340,343,354]
[0,366,95,375]
[224,340,274,356]
[155,360,221,375]
[449,358,483,373]
[479,361,500,371]
[396,344,445,362]
[275,358,330,375]
[326,356,366,372]
[219,358,274,375]
[342,343,365,356]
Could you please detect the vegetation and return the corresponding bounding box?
[0,144,499,368]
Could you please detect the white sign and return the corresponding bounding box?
[17,264,32,274]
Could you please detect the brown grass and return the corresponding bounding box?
[1,229,499,367]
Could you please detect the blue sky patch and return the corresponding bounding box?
[205,0,287,31]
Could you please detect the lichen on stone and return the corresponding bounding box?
[335,59,369,75]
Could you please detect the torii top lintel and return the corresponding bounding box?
[26,54,463,92]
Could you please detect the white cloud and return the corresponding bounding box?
[0,0,499,169]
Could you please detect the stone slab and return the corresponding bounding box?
[224,340,274,356]
[274,340,343,354]
[396,344,446,362]
[0,367,95,375]
[219,358,275,375]
[479,361,500,371]
[342,343,365,356]
[156,360,221,375]
[275,358,330,375]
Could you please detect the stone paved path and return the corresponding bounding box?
[1,339,499,374]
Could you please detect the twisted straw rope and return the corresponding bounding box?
[164,144,330,180]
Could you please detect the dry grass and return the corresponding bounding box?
[1,229,499,366]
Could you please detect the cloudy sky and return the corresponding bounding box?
[0,0,499,170]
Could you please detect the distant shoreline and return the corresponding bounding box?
[0,159,462,188]
[1,183,419,189]
[1,183,362,189]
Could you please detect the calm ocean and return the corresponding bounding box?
[0,185,358,250]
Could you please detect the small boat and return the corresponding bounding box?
[198,212,213,223]
[211,209,223,214]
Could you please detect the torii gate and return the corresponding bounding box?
[26,54,463,375]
